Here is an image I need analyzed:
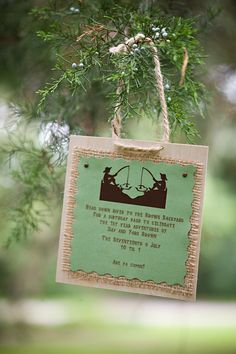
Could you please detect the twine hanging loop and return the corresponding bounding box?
[109,33,170,151]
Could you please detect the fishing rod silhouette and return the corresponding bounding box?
[136,167,167,193]
[102,166,166,192]
[102,166,132,190]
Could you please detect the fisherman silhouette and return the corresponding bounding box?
[150,173,167,192]
[102,167,118,186]
[100,166,167,209]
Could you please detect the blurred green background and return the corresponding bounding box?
[0,0,236,353]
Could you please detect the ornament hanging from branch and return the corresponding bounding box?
[56,33,208,301]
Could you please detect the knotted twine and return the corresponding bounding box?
[109,33,170,152]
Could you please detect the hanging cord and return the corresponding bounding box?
[179,47,189,87]
[109,33,170,152]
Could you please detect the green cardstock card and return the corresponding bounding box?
[70,156,196,286]
[56,136,208,301]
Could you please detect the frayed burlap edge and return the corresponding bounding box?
[62,147,204,300]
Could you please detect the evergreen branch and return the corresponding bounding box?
[0,0,213,243]
[0,133,64,246]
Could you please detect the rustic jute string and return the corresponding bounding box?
[109,33,170,152]
[179,47,189,87]
[62,147,203,300]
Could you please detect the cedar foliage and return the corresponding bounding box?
[0,0,215,244]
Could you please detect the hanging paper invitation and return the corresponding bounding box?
[56,136,208,301]
[56,33,208,301]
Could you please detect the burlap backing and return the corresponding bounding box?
[61,147,204,300]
